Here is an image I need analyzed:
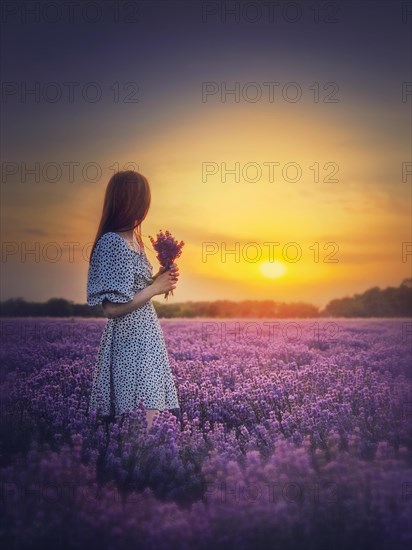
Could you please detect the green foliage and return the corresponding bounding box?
[1,280,410,318]
[320,279,412,317]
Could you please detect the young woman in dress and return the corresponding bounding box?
[87,170,180,429]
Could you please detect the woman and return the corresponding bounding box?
[86,170,180,429]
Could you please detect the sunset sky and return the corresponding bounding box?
[1,0,411,309]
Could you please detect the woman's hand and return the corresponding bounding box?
[153,262,179,282]
[150,263,179,296]
[169,262,179,282]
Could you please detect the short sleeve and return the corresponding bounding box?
[87,232,135,307]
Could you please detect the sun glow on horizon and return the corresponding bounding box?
[259,260,287,279]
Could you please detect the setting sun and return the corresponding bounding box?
[259,261,287,279]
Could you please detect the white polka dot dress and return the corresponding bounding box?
[86,231,180,417]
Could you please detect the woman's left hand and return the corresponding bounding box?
[153,262,179,282]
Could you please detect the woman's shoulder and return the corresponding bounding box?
[96,231,121,248]
[99,231,117,241]
[91,232,124,260]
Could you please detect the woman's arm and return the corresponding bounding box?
[102,286,156,319]
[102,265,179,319]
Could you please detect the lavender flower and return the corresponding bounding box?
[148,229,184,299]
[1,318,411,548]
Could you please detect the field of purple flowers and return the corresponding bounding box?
[0,317,411,549]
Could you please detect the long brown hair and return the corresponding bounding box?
[89,171,151,263]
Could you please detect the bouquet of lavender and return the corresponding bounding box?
[148,229,184,299]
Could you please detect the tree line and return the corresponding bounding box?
[1,279,411,318]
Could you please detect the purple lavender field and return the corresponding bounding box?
[1,317,411,549]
